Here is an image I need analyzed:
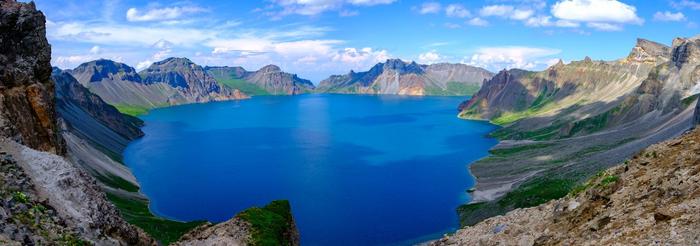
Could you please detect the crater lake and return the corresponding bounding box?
[123,94,498,245]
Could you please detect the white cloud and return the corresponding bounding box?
[480,5,533,20]
[418,2,441,14]
[136,40,175,70]
[653,11,686,22]
[673,0,700,10]
[52,47,123,69]
[444,22,462,29]
[467,17,489,26]
[586,22,622,31]
[126,6,206,22]
[465,46,561,71]
[524,15,581,27]
[333,47,389,65]
[89,45,101,54]
[49,22,217,47]
[268,0,396,17]
[339,10,359,17]
[348,0,396,5]
[418,51,443,64]
[480,5,514,17]
[445,4,470,18]
[551,0,643,24]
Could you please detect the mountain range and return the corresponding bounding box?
[4,0,700,245]
[453,37,700,229]
[317,59,493,96]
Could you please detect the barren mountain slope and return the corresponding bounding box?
[456,37,700,227]
[435,126,700,245]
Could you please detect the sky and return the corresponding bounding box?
[36,0,699,82]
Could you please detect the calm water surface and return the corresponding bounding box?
[124,94,498,245]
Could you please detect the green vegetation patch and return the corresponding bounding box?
[94,173,139,192]
[114,105,151,117]
[238,200,296,246]
[458,177,576,227]
[682,94,699,107]
[425,82,481,96]
[490,86,559,126]
[106,193,205,244]
[219,78,271,96]
[490,123,562,141]
[497,178,575,209]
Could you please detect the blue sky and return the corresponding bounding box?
[36,0,697,82]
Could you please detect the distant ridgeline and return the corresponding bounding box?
[317,59,494,96]
[454,37,700,227]
[66,58,494,116]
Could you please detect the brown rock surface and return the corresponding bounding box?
[0,0,62,153]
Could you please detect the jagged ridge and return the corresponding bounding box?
[317,59,493,96]
[206,64,315,95]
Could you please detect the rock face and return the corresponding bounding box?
[695,98,700,125]
[0,2,155,245]
[206,64,315,95]
[0,0,62,153]
[435,127,700,245]
[68,58,248,111]
[317,59,493,96]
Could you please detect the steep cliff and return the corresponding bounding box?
[0,1,157,244]
[317,59,493,96]
[435,127,700,245]
[206,65,315,95]
[0,0,61,153]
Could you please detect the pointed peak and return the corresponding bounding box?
[259,64,282,73]
[627,37,671,64]
[555,59,564,67]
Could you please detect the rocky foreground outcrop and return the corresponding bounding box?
[434,126,700,245]
[317,59,493,96]
[1,139,156,245]
[174,200,299,246]
[0,0,61,153]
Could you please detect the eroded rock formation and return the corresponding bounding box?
[0,0,61,153]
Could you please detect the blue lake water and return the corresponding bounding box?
[124,94,498,245]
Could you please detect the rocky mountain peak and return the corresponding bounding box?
[151,57,196,69]
[627,38,671,64]
[671,37,700,68]
[382,59,423,74]
[71,59,142,84]
[259,64,282,73]
[551,59,565,68]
